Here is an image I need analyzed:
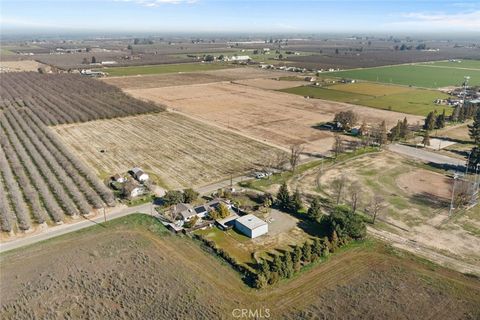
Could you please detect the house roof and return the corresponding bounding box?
[194,205,208,214]
[172,203,193,215]
[131,167,144,175]
[235,214,267,230]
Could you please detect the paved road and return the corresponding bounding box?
[0,203,153,253]
[388,144,465,167]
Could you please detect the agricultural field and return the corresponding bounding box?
[281,83,450,116]
[99,62,235,77]
[0,60,48,72]
[1,214,479,319]
[125,81,423,154]
[52,112,281,189]
[102,67,287,90]
[292,151,480,268]
[0,72,161,234]
[326,61,480,88]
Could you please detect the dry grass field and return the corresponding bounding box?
[126,82,423,154]
[103,67,287,90]
[52,113,280,189]
[293,151,480,267]
[1,214,479,319]
[0,60,48,72]
[232,78,308,90]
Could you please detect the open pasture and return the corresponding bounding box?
[125,82,423,154]
[1,214,479,319]
[52,112,279,189]
[281,83,450,116]
[326,61,480,88]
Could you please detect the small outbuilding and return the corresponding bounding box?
[130,167,149,182]
[234,214,268,238]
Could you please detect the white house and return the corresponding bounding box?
[228,55,251,62]
[130,167,149,182]
[130,186,145,198]
[234,214,268,238]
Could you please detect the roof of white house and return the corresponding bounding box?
[131,167,143,175]
[235,214,267,230]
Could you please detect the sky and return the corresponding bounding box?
[1,0,480,34]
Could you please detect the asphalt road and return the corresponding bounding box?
[0,203,153,253]
[0,174,251,253]
[388,144,465,167]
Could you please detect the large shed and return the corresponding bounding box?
[234,214,268,238]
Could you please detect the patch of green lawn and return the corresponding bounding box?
[326,63,480,88]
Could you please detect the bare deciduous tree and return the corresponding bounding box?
[332,133,344,159]
[289,144,304,173]
[348,181,362,214]
[368,195,385,224]
[331,174,349,205]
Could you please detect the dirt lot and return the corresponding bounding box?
[1,215,479,319]
[103,67,287,90]
[52,112,280,189]
[126,82,423,154]
[0,60,48,72]
[295,151,480,267]
[437,122,473,142]
[233,78,308,90]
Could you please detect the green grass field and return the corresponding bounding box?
[100,62,235,77]
[281,83,451,116]
[326,60,480,88]
[418,60,480,70]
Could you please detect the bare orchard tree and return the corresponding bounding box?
[274,151,289,171]
[331,174,349,205]
[348,181,362,214]
[367,195,386,224]
[289,144,304,173]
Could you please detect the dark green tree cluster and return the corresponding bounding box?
[423,110,446,131]
[254,237,333,288]
[388,117,411,142]
[320,206,367,240]
[276,182,303,213]
[163,188,199,206]
[453,104,479,122]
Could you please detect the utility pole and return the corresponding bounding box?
[449,173,458,215]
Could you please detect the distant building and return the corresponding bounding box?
[228,55,251,62]
[234,214,268,238]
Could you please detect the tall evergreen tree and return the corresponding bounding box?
[400,117,409,139]
[469,108,480,145]
[424,110,437,131]
[376,121,388,146]
[271,254,282,273]
[422,130,431,147]
[302,242,312,263]
[282,251,294,278]
[435,109,446,129]
[276,182,290,211]
[292,245,302,270]
[307,197,322,221]
[290,188,303,212]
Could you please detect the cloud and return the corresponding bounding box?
[388,10,480,31]
[115,0,197,7]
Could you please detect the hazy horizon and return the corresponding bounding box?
[1,0,480,37]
